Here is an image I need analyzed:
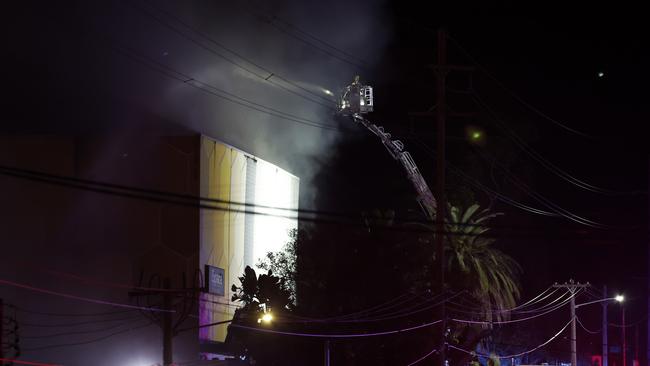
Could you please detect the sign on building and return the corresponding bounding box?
[205,265,225,296]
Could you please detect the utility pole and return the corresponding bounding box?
[434,28,448,366]
[1,298,4,366]
[553,280,590,366]
[603,285,608,366]
[408,29,474,366]
[622,305,626,366]
[129,276,199,366]
[162,278,173,366]
[324,340,330,366]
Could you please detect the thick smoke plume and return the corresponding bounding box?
[106,0,391,207]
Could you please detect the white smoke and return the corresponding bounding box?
[123,0,392,207]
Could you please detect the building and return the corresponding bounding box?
[0,133,299,364]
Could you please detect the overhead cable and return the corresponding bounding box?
[230,318,442,338]
[0,278,173,313]
[450,289,583,325]
[447,34,601,140]
[472,92,646,197]
[130,2,337,109]
[448,316,573,359]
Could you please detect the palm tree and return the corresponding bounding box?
[412,202,521,322]
[444,203,521,323]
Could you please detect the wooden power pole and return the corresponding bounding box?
[434,28,448,366]
[553,280,590,366]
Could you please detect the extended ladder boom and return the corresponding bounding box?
[351,114,437,220]
[338,76,437,220]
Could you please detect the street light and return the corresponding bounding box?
[569,290,625,366]
[574,292,624,366]
[258,312,273,324]
[615,295,624,302]
[574,295,624,309]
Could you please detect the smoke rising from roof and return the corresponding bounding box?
[106,0,392,207]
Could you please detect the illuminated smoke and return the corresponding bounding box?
[136,0,391,207]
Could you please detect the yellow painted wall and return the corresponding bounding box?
[198,135,299,344]
[199,136,247,342]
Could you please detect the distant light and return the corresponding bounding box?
[262,313,273,323]
[323,89,334,96]
[597,72,605,78]
[472,131,481,139]
[615,295,624,302]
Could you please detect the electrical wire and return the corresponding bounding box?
[450,288,583,325]
[238,3,368,70]
[445,288,552,314]
[609,314,648,328]
[576,316,601,334]
[105,41,341,131]
[408,137,558,218]
[10,306,136,318]
[19,314,143,328]
[129,2,337,109]
[448,316,573,359]
[0,278,173,313]
[447,35,601,140]
[413,135,617,229]
[472,92,645,197]
[0,359,61,366]
[21,316,145,339]
[6,159,637,240]
[265,12,369,67]
[407,345,439,365]
[323,292,427,321]
[467,144,618,229]
[0,164,571,239]
[229,318,442,338]
[284,291,463,324]
[22,320,155,352]
[446,288,571,316]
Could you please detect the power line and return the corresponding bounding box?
[0,164,641,241]
[22,320,154,352]
[414,115,628,229]
[576,316,601,334]
[0,278,173,313]
[21,317,143,339]
[229,318,442,338]
[447,34,601,140]
[19,314,142,328]
[0,164,579,238]
[129,2,337,109]
[0,358,61,366]
[10,306,136,318]
[446,288,571,316]
[238,3,368,71]
[472,92,646,197]
[96,36,343,132]
[450,289,583,325]
[284,291,462,324]
[407,345,439,365]
[0,163,553,231]
[449,316,573,359]
[409,137,560,218]
[265,12,369,67]
[466,143,624,229]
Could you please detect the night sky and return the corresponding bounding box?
[1,1,648,365]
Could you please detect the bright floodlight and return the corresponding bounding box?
[259,313,273,324]
[615,295,624,302]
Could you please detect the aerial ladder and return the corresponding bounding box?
[338,76,437,220]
